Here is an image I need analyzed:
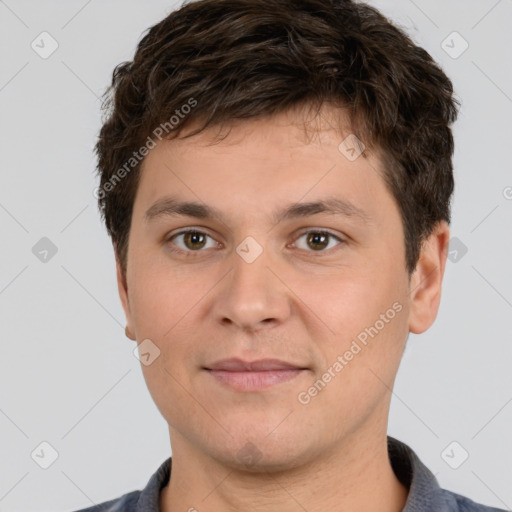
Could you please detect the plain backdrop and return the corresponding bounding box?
[0,0,511,510]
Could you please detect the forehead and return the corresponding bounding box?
[168,102,359,151]
[131,107,394,227]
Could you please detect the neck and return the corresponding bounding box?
[160,428,408,512]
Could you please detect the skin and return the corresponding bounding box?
[117,104,450,512]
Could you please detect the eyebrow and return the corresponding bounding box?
[144,196,371,225]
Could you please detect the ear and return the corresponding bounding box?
[116,255,136,341]
[408,221,450,334]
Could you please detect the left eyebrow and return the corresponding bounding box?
[144,196,371,225]
[273,197,371,224]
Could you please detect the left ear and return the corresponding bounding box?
[408,220,450,334]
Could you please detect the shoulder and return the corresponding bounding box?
[68,490,141,512]
[386,436,507,512]
[440,488,507,512]
[65,457,171,512]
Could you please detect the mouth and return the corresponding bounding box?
[203,358,308,392]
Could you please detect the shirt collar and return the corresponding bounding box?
[388,436,453,511]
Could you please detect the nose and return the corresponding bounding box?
[212,243,292,333]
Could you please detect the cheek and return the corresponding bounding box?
[291,267,399,334]
[296,290,407,431]
[128,257,210,375]
[128,256,203,335]
[293,262,409,378]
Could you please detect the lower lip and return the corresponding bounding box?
[206,369,305,391]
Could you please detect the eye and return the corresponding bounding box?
[165,228,345,256]
[166,229,218,254]
[292,230,345,252]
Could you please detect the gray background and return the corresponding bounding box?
[0,0,511,510]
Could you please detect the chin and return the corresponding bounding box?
[210,433,312,474]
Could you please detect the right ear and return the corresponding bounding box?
[116,255,136,340]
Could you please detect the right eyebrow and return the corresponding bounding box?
[144,197,223,223]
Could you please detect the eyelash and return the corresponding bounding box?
[165,228,346,257]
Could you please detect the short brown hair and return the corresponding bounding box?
[95,0,459,277]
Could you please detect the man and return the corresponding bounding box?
[78,0,506,510]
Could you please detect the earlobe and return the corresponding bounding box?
[116,256,136,341]
[125,325,136,341]
[408,221,450,334]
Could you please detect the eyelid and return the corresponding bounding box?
[292,227,345,241]
[166,226,217,241]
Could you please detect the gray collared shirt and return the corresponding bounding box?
[71,436,507,512]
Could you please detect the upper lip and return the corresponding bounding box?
[205,358,306,371]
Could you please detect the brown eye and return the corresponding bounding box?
[306,232,329,251]
[167,229,217,254]
[182,231,207,250]
[293,230,344,252]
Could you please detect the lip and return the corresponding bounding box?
[205,358,306,371]
[204,358,308,392]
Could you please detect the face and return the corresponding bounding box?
[117,105,449,471]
